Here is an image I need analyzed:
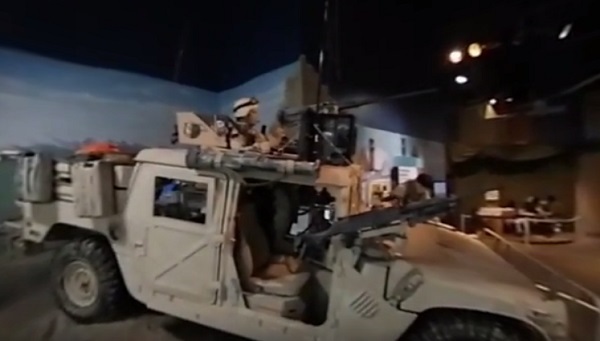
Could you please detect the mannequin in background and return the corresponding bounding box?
[384,172,433,207]
[362,138,391,177]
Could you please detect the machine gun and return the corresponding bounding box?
[273,88,437,167]
[298,195,458,248]
[275,104,356,166]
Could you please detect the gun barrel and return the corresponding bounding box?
[186,148,318,175]
[304,196,458,242]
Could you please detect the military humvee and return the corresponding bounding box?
[5,107,568,341]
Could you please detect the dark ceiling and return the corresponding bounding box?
[0,1,304,91]
[0,0,598,98]
[331,0,600,98]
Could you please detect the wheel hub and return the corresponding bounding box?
[62,261,99,307]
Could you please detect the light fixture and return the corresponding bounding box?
[489,98,497,105]
[449,50,463,64]
[559,23,572,40]
[506,97,514,102]
[455,75,468,84]
[467,43,482,58]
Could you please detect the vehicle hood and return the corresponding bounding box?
[402,224,538,292]
[397,224,567,324]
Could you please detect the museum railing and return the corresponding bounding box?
[482,228,599,341]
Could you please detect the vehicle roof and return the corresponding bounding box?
[135,148,188,167]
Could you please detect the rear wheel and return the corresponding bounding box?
[401,310,538,341]
[51,237,128,323]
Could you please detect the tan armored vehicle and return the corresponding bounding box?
[5,107,569,341]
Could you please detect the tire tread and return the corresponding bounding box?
[52,236,128,323]
[402,310,536,341]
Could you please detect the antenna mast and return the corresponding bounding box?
[315,0,330,112]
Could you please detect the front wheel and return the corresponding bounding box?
[401,310,539,341]
[51,237,128,323]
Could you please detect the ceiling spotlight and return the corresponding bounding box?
[455,75,468,84]
[489,98,497,105]
[468,43,482,58]
[449,50,463,64]
[506,97,514,102]
[559,23,572,40]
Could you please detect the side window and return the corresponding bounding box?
[153,176,208,224]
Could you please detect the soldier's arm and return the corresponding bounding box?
[250,133,271,153]
[382,184,406,202]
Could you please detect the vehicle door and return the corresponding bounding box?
[143,164,227,306]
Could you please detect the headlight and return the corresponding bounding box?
[528,307,569,340]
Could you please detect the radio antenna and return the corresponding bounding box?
[315,0,330,112]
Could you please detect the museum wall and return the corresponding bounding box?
[0,48,218,150]
[583,90,600,141]
[575,91,600,237]
[353,126,446,181]
[325,74,450,180]
[0,48,302,221]
[350,102,448,180]
[0,48,214,221]
[452,102,581,219]
[458,103,580,146]
[575,151,600,237]
[453,157,576,218]
[449,91,600,238]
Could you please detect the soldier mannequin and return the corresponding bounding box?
[232,97,270,153]
[384,173,434,207]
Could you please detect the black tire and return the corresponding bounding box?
[51,237,128,323]
[401,310,538,341]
